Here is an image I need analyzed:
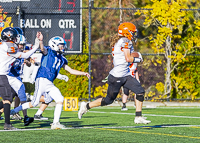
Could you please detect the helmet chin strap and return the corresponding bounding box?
[57,49,63,54]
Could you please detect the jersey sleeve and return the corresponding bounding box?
[121,38,133,49]
[62,56,68,65]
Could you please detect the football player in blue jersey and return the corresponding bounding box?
[11,32,90,129]
[7,31,34,126]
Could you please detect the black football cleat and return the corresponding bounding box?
[4,123,18,130]
[24,115,34,126]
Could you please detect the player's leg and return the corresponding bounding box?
[48,86,65,129]
[34,102,49,120]
[26,94,49,120]
[123,75,151,124]
[0,75,17,130]
[11,96,23,120]
[34,93,53,120]
[10,78,44,115]
[0,102,4,120]
[121,87,129,111]
[34,93,52,120]
[78,74,125,119]
[9,77,34,125]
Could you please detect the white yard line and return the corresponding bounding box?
[89,111,200,119]
[1,124,200,132]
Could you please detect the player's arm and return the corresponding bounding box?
[122,40,134,63]
[37,32,47,55]
[9,33,40,59]
[24,57,32,67]
[124,48,134,63]
[63,64,90,79]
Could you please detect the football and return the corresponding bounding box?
[131,52,139,58]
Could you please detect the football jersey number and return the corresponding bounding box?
[52,57,61,70]
[10,47,16,53]
[124,42,129,49]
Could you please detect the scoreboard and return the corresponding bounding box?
[0,0,82,53]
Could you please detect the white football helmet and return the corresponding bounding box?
[19,34,26,45]
[48,36,67,53]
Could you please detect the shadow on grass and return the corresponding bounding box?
[64,120,117,128]
[116,124,190,130]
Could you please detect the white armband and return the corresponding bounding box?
[133,57,142,63]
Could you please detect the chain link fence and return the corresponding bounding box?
[0,1,199,100]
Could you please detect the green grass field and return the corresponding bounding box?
[1,106,200,143]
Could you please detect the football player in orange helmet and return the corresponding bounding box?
[78,22,151,124]
[118,22,137,41]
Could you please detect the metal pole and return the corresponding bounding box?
[16,6,21,27]
[88,0,93,102]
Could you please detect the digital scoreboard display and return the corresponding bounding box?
[0,0,82,53]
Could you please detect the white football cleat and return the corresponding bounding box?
[121,107,128,111]
[141,116,147,120]
[134,116,151,124]
[51,122,66,129]
[78,102,88,119]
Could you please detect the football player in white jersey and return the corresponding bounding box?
[11,32,90,129]
[78,22,151,124]
[0,27,40,130]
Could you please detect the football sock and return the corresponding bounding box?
[0,101,3,109]
[53,104,62,123]
[136,111,142,117]
[14,97,20,108]
[86,103,90,110]
[123,103,126,107]
[3,103,10,124]
[35,109,43,115]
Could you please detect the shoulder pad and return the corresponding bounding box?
[120,37,133,49]
[6,42,18,54]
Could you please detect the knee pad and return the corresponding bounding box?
[42,102,49,105]
[136,94,144,102]
[101,97,114,106]
[101,97,107,106]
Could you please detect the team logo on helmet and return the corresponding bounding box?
[48,36,67,53]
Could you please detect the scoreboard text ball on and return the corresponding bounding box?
[63,97,78,111]
[0,0,82,53]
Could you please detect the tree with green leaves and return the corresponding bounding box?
[135,0,200,98]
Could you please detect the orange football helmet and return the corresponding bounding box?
[118,22,137,41]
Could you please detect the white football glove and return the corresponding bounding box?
[61,75,69,82]
[137,52,143,62]
[57,73,69,82]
